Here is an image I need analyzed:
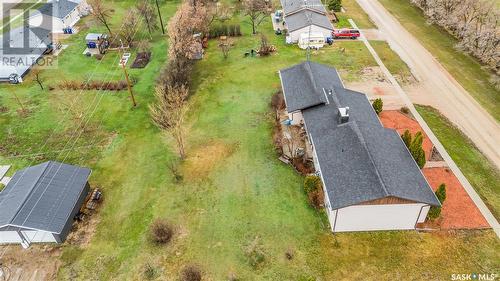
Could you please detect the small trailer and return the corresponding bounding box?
[298,32,326,50]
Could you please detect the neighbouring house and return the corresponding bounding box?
[29,0,89,34]
[280,0,333,43]
[0,161,91,248]
[0,26,51,83]
[279,61,440,232]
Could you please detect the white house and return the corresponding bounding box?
[279,62,440,232]
[280,0,333,43]
[29,0,89,34]
[0,161,91,247]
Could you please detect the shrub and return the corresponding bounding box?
[409,132,426,168]
[304,175,321,194]
[271,91,285,111]
[327,0,342,12]
[208,24,242,38]
[401,130,426,168]
[372,98,383,115]
[400,106,410,114]
[428,183,446,220]
[244,237,266,269]
[258,35,275,56]
[180,264,201,281]
[401,130,412,148]
[303,175,323,208]
[142,263,158,280]
[149,219,173,244]
[0,183,5,190]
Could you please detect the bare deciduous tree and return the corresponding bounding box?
[218,38,232,59]
[136,0,159,38]
[88,0,113,34]
[31,68,44,90]
[411,0,499,76]
[243,0,270,34]
[150,85,189,159]
[120,10,139,47]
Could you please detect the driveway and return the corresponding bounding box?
[356,0,500,170]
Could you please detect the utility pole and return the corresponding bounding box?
[119,39,137,107]
[121,63,136,107]
[155,0,165,35]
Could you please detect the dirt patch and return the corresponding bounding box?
[182,141,236,180]
[65,211,101,248]
[0,245,61,280]
[379,110,433,160]
[422,168,489,230]
[345,67,406,110]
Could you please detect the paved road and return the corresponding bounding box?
[357,0,500,170]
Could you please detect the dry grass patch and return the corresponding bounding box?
[182,141,237,180]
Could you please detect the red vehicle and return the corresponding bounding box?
[332,29,361,39]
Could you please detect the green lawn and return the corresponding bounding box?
[416,105,500,220]
[336,0,376,29]
[0,1,499,280]
[370,40,412,83]
[379,0,500,121]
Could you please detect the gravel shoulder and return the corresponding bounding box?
[356,0,500,170]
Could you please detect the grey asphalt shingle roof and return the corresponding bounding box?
[280,62,440,209]
[37,0,78,19]
[0,161,90,233]
[279,61,341,112]
[0,26,50,80]
[285,10,333,32]
[280,0,326,15]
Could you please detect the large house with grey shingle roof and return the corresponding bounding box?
[280,0,333,42]
[279,61,440,232]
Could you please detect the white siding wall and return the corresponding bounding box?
[61,8,81,29]
[0,231,22,243]
[331,203,428,232]
[21,230,57,243]
[288,25,332,43]
[418,205,430,223]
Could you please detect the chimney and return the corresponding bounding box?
[338,107,349,124]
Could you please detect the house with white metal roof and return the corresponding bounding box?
[279,62,440,232]
[0,161,91,247]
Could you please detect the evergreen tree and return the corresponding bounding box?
[409,132,426,168]
[401,130,412,148]
[327,0,342,12]
[372,98,383,115]
[428,183,446,220]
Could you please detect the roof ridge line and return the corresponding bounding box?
[350,122,391,197]
[9,161,51,224]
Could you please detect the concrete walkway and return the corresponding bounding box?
[348,18,500,238]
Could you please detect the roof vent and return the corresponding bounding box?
[338,107,349,123]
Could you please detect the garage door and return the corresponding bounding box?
[0,231,22,243]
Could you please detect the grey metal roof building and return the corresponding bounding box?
[280,0,327,15]
[279,62,440,210]
[37,0,79,19]
[0,161,90,245]
[284,9,333,32]
[0,26,51,82]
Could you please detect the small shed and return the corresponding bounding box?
[0,161,91,248]
[85,33,108,49]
